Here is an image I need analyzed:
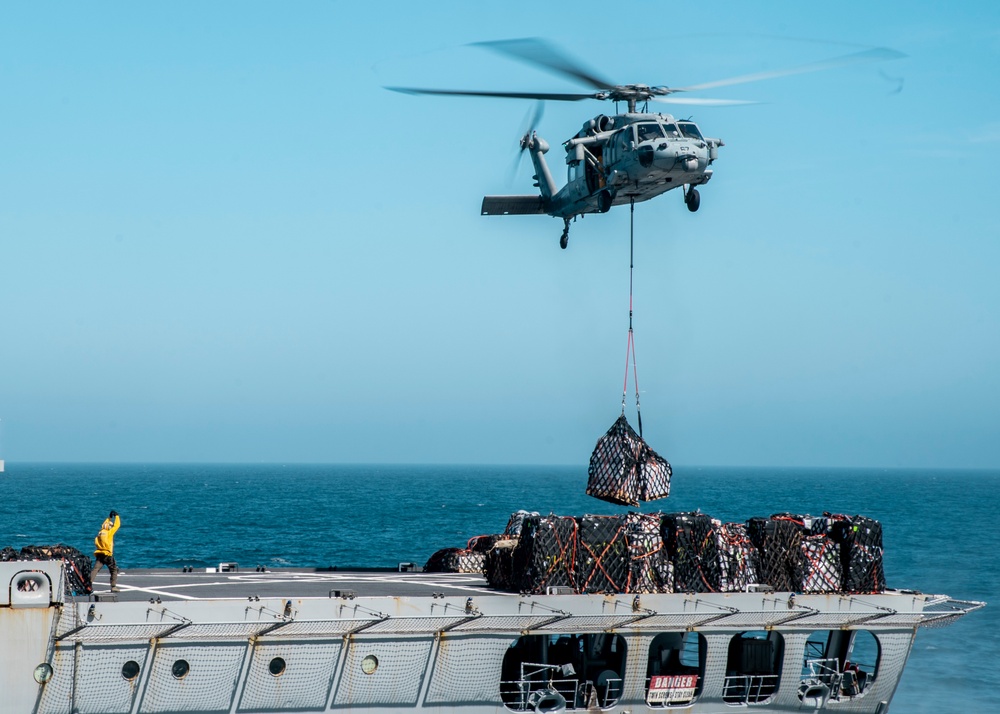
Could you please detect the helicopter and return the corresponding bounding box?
[388,38,903,249]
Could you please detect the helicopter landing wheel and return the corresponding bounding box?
[685,187,701,212]
[560,218,570,249]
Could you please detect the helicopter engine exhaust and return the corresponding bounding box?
[582,114,614,135]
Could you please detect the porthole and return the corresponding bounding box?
[171,659,190,679]
[33,663,53,684]
[361,655,379,675]
[121,660,140,681]
[268,657,286,676]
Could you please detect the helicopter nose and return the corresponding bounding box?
[684,157,699,171]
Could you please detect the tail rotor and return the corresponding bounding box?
[508,101,544,184]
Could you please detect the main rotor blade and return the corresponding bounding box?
[385,86,597,101]
[653,96,758,106]
[676,47,906,93]
[472,38,617,91]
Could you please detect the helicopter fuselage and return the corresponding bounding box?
[507,112,722,220]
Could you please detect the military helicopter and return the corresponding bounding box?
[388,39,902,248]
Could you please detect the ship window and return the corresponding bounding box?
[500,633,627,711]
[121,660,140,681]
[636,123,665,143]
[171,659,190,679]
[645,632,705,707]
[268,657,286,676]
[33,663,53,684]
[723,631,783,704]
[677,122,703,140]
[799,630,880,702]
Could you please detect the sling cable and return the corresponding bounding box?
[585,197,673,507]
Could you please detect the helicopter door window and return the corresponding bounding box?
[677,122,704,141]
[636,123,665,143]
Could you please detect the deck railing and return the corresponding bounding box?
[721,674,779,704]
[499,676,624,710]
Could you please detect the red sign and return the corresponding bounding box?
[647,674,698,704]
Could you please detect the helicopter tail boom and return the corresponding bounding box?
[481,195,548,215]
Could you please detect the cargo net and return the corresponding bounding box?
[11,544,93,596]
[661,513,725,593]
[423,535,501,573]
[747,516,805,593]
[576,515,629,593]
[511,515,579,594]
[840,515,886,594]
[465,511,884,596]
[503,510,539,538]
[484,539,519,590]
[624,512,673,593]
[716,522,760,593]
[746,514,886,594]
[587,415,671,507]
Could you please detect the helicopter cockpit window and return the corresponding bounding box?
[662,123,681,138]
[636,123,665,143]
[678,122,704,141]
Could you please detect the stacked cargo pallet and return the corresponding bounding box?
[474,510,885,595]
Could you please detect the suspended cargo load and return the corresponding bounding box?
[587,415,671,507]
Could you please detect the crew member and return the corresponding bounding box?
[92,510,121,592]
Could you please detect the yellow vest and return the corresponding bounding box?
[94,515,120,556]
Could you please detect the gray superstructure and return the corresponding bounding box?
[0,561,982,713]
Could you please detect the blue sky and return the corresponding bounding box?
[1,2,998,467]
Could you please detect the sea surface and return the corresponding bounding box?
[2,463,996,712]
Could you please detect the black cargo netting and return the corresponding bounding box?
[637,442,672,501]
[455,510,885,595]
[662,512,721,593]
[716,522,760,593]
[425,544,490,574]
[503,510,540,538]
[17,544,93,596]
[587,415,671,507]
[424,547,464,573]
[747,517,804,593]
[843,515,886,593]
[466,534,501,553]
[576,515,629,593]
[800,535,842,593]
[512,515,578,594]
[484,540,519,590]
[624,512,673,593]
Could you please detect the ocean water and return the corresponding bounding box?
[2,463,996,712]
